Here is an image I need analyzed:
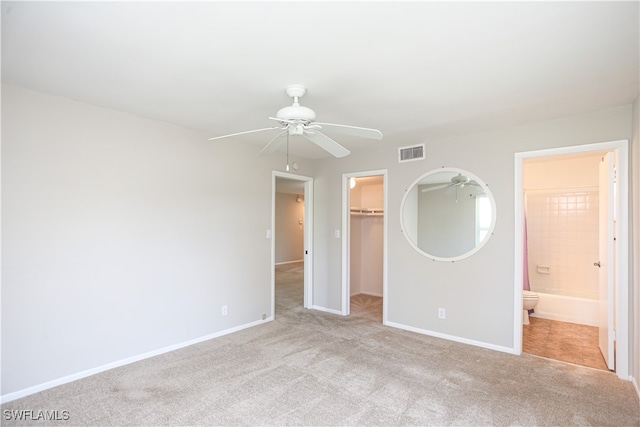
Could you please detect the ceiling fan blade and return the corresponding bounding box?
[421,184,450,193]
[268,116,292,124]
[303,130,350,158]
[208,127,282,141]
[313,122,383,140]
[258,131,287,157]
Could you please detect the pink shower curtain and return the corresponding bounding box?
[523,206,534,314]
[523,210,530,292]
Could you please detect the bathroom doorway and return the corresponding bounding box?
[522,150,609,370]
[341,170,387,322]
[514,140,630,380]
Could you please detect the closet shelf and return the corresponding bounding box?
[350,207,384,216]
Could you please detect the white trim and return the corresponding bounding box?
[514,139,630,380]
[341,170,388,318]
[275,259,304,266]
[0,318,269,404]
[311,305,343,316]
[272,171,314,311]
[341,174,350,315]
[304,179,314,309]
[350,291,384,298]
[384,320,516,355]
[514,158,525,356]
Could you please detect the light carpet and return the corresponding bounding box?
[2,262,639,426]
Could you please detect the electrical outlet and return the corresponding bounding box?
[438,308,446,319]
[221,305,228,316]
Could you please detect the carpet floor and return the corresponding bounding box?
[2,261,639,426]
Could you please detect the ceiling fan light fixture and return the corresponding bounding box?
[288,123,305,136]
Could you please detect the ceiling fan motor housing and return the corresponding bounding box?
[276,84,316,123]
[452,174,470,186]
[276,104,316,123]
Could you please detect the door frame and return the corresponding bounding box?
[598,152,615,370]
[513,139,629,380]
[272,171,314,315]
[341,169,388,319]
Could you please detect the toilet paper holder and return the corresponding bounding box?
[536,265,550,274]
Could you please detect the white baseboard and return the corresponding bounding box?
[274,259,303,265]
[350,291,383,298]
[384,320,516,355]
[0,317,271,404]
[632,375,640,403]
[311,305,343,316]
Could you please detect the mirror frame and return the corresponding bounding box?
[400,167,497,262]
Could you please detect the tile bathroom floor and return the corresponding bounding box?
[523,317,609,371]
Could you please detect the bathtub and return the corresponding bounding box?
[529,292,599,327]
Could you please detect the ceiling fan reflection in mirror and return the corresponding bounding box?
[421,173,485,201]
[208,85,383,158]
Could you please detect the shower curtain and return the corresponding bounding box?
[523,210,530,292]
[523,197,533,313]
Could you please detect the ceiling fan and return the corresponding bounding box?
[208,85,383,158]
[421,173,484,194]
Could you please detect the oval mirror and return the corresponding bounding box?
[400,167,496,261]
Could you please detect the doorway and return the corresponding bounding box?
[272,171,313,317]
[514,140,630,380]
[341,170,388,321]
[521,151,610,370]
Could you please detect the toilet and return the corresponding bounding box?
[523,290,539,325]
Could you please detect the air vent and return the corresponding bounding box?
[398,144,425,163]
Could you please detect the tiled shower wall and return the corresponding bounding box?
[525,189,599,299]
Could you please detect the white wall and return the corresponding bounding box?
[274,192,304,264]
[417,185,476,257]
[524,156,601,299]
[1,84,291,398]
[311,105,634,352]
[524,155,601,188]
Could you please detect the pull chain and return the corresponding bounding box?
[286,132,290,171]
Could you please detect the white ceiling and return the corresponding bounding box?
[2,1,638,159]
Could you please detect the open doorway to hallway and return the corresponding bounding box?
[273,172,313,317]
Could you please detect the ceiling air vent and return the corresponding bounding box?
[398,144,425,163]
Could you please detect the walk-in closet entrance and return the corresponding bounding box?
[342,170,387,321]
